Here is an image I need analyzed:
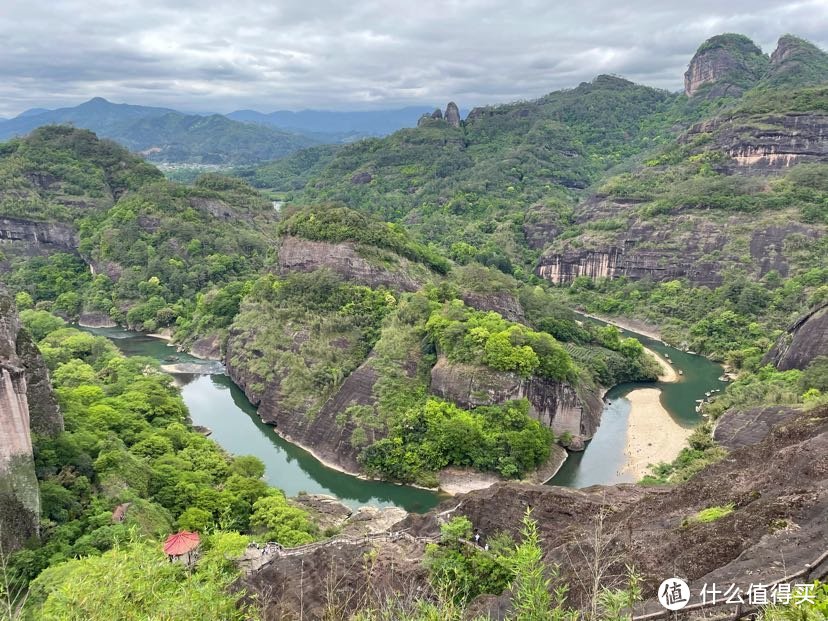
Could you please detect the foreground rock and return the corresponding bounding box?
[243,404,828,618]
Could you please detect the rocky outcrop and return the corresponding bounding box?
[417,103,461,128]
[0,288,61,552]
[537,214,820,286]
[765,34,828,88]
[255,357,382,473]
[684,112,828,172]
[277,236,425,292]
[684,34,768,97]
[444,102,461,127]
[77,311,116,328]
[0,217,78,256]
[238,536,430,620]
[190,334,222,360]
[713,405,801,450]
[429,357,603,438]
[188,196,235,220]
[459,290,526,323]
[403,403,828,616]
[244,403,828,619]
[763,302,828,371]
[14,327,62,436]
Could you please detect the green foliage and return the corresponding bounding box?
[510,509,576,621]
[12,317,308,601]
[279,203,450,273]
[359,398,553,484]
[425,517,515,605]
[761,581,828,621]
[19,310,66,341]
[683,503,735,526]
[232,144,341,191]
[28,534,256,620]
[426,301,577,381]
[301,76,677,274]
[249,492,317,545]
[1,127,279,342]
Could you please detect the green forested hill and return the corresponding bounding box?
[297,76,682,273]
[3,31,828,621]
[291,35,828,368]
[1,126,279,340]
[0,98,318,165]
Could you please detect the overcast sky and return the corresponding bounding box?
[1,0,827,117]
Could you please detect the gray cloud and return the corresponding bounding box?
[1,0,827,116]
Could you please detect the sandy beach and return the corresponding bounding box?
[578,311,664,342]
[642,346,678,383]
[622,388,692,480]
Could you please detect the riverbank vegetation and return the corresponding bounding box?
[7,315,318,619]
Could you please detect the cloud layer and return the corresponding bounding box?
[2,0,827,116]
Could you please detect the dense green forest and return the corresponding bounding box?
[5,314,317,619]
[1,29,828,621]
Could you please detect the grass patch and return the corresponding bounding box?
[683,503,734,526]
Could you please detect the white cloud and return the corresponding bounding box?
[1,0,826,116]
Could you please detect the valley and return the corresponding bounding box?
[0,26,826,621]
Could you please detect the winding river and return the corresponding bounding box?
[84,319,724,513]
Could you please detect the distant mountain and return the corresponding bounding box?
[226,106,433,138]
[0,98,318,165]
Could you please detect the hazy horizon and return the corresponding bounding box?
[3,0,827,117]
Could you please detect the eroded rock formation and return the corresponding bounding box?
[429,357,603,438]
[684,112,828,172]
[764,302,828,371]
[444,102,461,127]
[277,236,426,292]
[537,214,820,286]
[0,288,61,551]
[255,357,382,473]
[684,34,768,97]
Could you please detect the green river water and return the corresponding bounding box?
[84,318,724,513]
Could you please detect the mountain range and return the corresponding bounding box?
[0,99,433,166]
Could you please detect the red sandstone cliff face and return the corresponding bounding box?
[683,34,768,98]
[0,288,61,552]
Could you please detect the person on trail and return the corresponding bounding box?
[474,531,481,545]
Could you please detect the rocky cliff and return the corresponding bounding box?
[764,34,828,89]
[0,288,61,551]
[763,302,828,370]
[0,217,79,271]
[416,102,461,127]
[277,236,427,292]
[243,403,828,619]
[684,34,768,97]
[254,356,383,473]
[683,111,828,173]
[429,357,603,438]
[537,214,820,286]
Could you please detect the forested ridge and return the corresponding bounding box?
[1,30,827,621]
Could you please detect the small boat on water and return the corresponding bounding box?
[705,391,712,397]
[678,370,684,375]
